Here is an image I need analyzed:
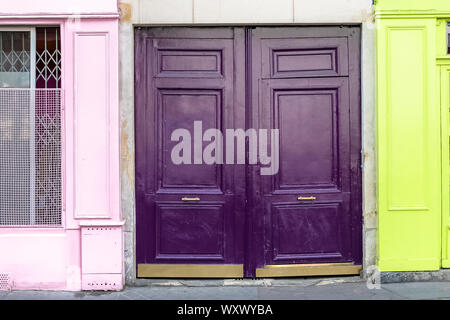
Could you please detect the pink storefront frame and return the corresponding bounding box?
[0,16,122,291]
[0,19,67,231]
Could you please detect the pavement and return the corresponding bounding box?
[1,276,450,300]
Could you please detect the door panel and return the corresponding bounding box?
[261,78,350,195]
[154,202,225,260]
[271,202,344,261]
[259,78,352,265]
[442,68,450,268]
[135,28,246,275]
[158,89,223,192]
[250,27,362,274]
[260,37,349,78]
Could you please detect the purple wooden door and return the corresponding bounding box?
[135,28,246,276]
[135,27,362,278]
[249,27,362,274]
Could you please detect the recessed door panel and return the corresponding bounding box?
[261,36,349,78]
[158,89,223,192]
[271,86,341,191]
[258,78,352,265]
[155,202,225,260]
[271,202,344,262]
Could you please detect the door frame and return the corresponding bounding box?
[438,19,450,267]
[439,62,450,267]
[133,25,363,279]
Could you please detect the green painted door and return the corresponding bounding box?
[439,19,450,267]
[440,64,450,268]
[376,17,442,271]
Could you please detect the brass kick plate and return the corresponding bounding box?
[138,263,361,278]
[138,264,244,278]
[256,262,362,278]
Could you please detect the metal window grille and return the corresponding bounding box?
[0,27,62,226]
[36,27,61,89]
[447,23,450,55]
[0,89,62,226]
[0,273,11,291]
[0,90,31,225]
[0,32,30,73]
[0,31,31,88]
[34,89,62,225]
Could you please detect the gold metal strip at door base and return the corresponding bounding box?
[255,262,362,278]
[137,264,244,278]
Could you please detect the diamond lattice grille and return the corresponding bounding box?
[36,28,61,89]
[0,50,30,73]
[0,32,30,73]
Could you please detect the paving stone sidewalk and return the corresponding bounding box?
[1,276,450,300]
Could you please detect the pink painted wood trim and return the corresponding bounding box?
[0,19,65,25]
[73,30,112,220]
[0,14,119,19]
[61,21,67,228]
[0,18,67,231]
[79,220,125,227]
[64,18,121,228]
[1,0,118,16]
[0,16,121,291]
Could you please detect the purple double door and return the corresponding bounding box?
[135,27,362,278]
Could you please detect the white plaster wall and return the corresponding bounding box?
[120,0,373,24]
[118,0,377,283]
[294,0,373,23]
[0,0,118,15]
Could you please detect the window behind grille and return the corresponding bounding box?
[0,27,62,226]
[448,23,450,54]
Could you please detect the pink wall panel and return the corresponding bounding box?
[0,0,118,16]
[0,14,121,291]
[74,32,111,219]
[65,19,121,225]
[0,233,67,290]
[81,226,122,274]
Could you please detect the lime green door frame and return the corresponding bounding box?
[376,0,450,271]
[437,20,450,268]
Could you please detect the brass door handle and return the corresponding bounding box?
[298,196,316,201]
[182,197,200,201]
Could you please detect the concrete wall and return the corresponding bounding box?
[118,0,377,284]
[119,0,373,24]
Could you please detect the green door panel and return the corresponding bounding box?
[440,64,450,268]
[376,0,450,11]
[376,18,442,271]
